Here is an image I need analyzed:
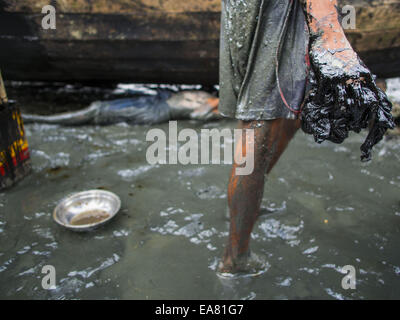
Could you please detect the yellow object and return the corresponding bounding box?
[0,70,31,189]
[0,70,7,104]
[0,109,30,170]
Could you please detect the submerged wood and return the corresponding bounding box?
[0,0,399,84]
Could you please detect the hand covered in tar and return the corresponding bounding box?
[301,0,395,161]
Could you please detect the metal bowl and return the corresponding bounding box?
[53,190,121,231]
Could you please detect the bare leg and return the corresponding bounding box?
[218,118,300,275]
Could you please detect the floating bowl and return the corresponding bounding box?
[53,190,121,231]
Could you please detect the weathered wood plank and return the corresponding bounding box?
[0,0,399,83]
[2,0,222,13]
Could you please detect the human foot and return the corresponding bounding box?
[216,251,270,279]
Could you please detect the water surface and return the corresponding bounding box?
[0,86,400,299]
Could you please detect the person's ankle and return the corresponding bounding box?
[219,248,250,272]
[217,249,269,278]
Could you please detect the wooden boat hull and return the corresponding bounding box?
[0,0,400,84]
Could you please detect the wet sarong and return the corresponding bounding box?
[219,0,310,120]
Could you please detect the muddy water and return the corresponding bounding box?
[1,94,400,300]
[70,211,110,226]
